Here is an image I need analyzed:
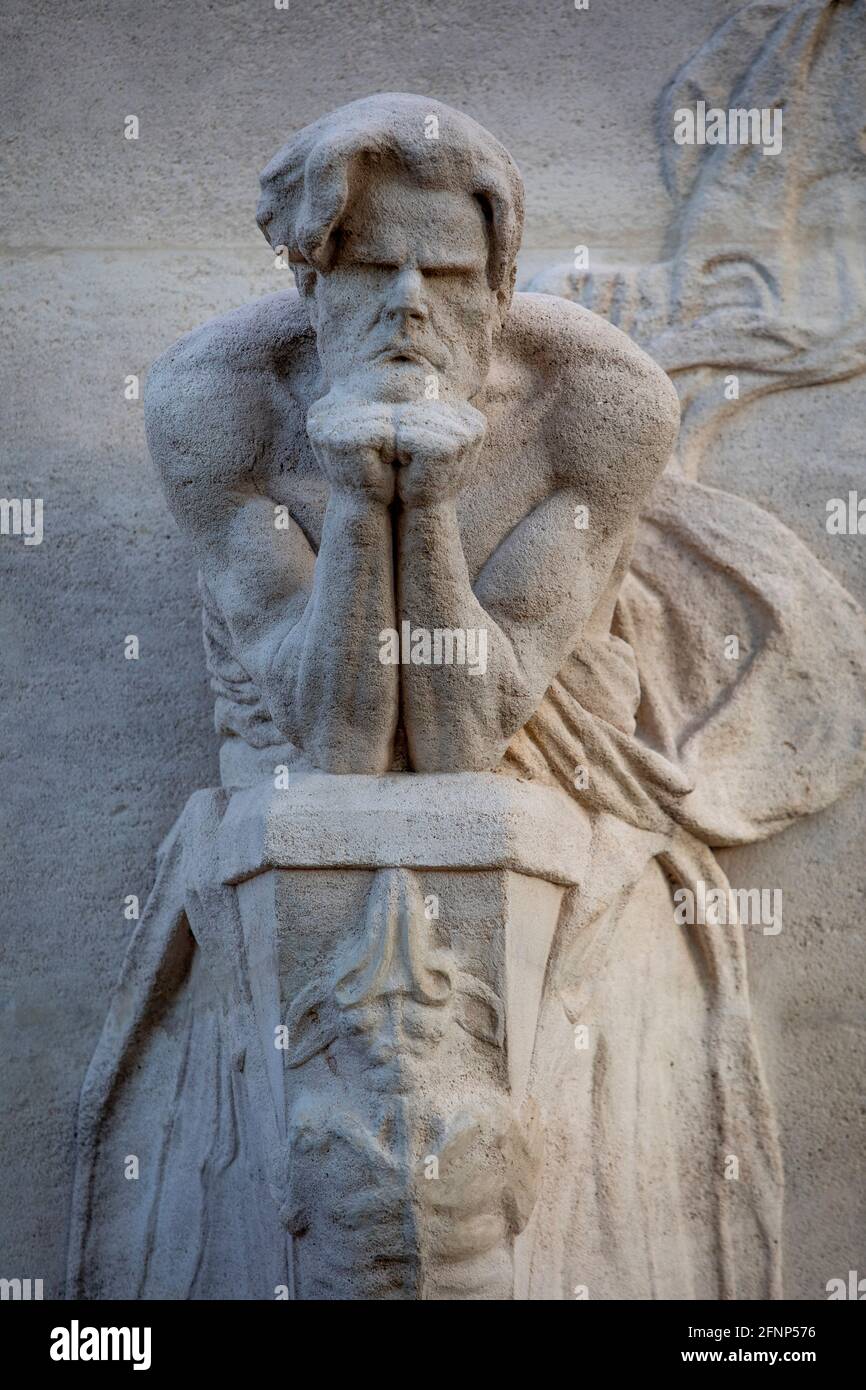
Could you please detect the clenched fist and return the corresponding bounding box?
[306,397,398,505]
[307,396,487,507]
[393,401,487,506]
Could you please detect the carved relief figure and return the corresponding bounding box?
[69,68,866,1300]
[146,94,679,780]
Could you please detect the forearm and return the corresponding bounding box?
[268,488,398,772]
[397,501,532,771]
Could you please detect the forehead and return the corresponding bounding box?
[340,170,489,265]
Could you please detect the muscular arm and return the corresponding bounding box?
[396,340,680,771]
[145,341,398,774]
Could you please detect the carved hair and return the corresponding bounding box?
[256,93,524,299]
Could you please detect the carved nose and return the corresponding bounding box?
[334,868,453,1009]
[384,267,428,323]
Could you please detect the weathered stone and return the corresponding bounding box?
[43,19,866,1303]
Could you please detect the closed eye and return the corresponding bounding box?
[351,258,400,272]
[421,264,476,278]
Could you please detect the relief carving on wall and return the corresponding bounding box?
[69,1,866,1301]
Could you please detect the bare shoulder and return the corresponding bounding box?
[144,289,315,491]
[503,292,680,488]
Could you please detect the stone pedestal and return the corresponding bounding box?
[214,772,590,1299]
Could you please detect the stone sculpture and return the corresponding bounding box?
[530,0,866,479]
[69,75,866,1300]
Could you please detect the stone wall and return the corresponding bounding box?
[1,0,862,1298]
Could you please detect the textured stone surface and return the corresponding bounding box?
[217,774,591,883]
[69,74,866,1301]
[1,0,738,259]
[527,0,866,1300]
[1,0,863,1301]
[69,775,583,1299]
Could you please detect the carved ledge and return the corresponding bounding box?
[217,772,589,1298]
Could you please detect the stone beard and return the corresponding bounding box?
[68,88,866,1301]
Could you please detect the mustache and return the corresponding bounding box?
[364,333,449,370]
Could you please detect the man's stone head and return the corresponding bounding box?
[257,94,524,403]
